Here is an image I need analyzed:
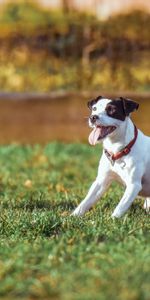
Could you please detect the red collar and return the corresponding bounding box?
[104,125,138,165]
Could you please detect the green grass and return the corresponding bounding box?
[0,143,149,300]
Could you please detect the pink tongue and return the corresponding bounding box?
[88,127,101,145]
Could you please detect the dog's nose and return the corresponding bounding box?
[90,115,98,123]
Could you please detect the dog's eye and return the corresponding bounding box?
[107,105,112,111]
[93,107,97,111]
[106,105,115,114]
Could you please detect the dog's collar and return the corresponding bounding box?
[104,124,138,165]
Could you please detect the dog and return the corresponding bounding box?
[72,96,150,218]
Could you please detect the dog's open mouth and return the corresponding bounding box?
[88,125,116,145]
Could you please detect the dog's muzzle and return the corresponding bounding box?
[90,115,99,124]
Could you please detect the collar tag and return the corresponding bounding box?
[104,149,115,166]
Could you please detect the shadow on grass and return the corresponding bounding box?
[1,194,75,212]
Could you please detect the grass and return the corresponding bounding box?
[0,142,149,300]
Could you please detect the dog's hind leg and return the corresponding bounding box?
[143,197,150,212]
[71,176,111,216]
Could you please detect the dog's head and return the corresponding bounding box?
[88,96,139,145]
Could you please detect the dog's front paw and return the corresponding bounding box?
[143,199,150,213]
[111,210,122,218]
[71,206,85,217]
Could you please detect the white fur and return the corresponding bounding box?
[72,98,150,218]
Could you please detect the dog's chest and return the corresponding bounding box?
[111,159,131,185]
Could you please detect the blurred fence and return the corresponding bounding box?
[0,91,149,143]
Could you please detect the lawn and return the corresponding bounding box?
[0,143,149,300]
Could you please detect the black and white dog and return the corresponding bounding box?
[72,96,150,218]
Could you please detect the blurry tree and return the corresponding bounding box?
[0,1,149,92]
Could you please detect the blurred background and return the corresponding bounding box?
[0,0,150,143]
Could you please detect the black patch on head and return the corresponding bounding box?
[106,97,139,121]
[87,95,104,110]
[120,97,139,116]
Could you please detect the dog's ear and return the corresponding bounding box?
[120,97,139,116]
[87,99,96,110]
[87,95,103,110]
